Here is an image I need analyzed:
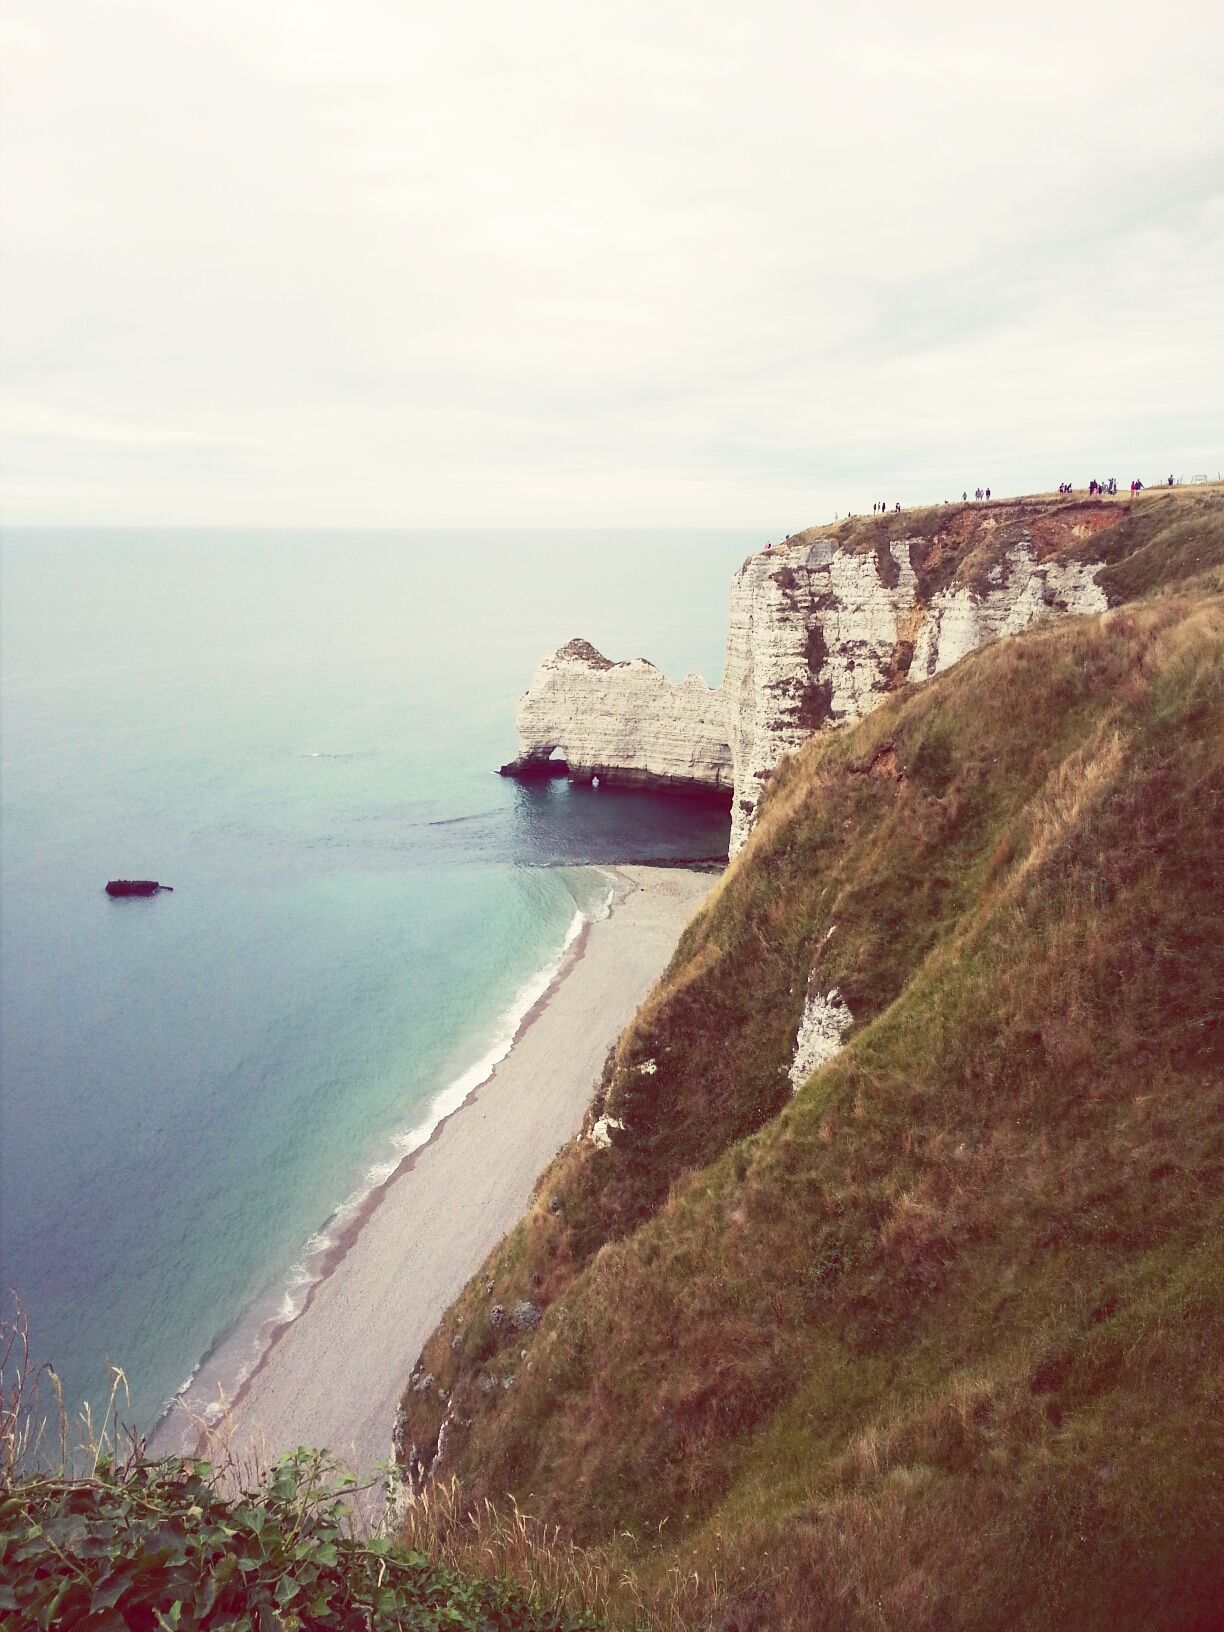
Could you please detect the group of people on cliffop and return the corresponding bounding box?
[1071,476,1173,496]
[764,470,1182,550]
[1086,477,1172,496]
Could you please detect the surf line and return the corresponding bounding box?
[163,871,621,1447]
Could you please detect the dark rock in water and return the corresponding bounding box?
[105,880,173,897]
[498,755,570,779]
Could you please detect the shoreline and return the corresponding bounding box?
[153,880,608,1455]
[157,863,716,1481]
[198,912,601,1440]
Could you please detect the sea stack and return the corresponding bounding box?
[498,637,732,799]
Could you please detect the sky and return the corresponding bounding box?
[1,0,1221,527]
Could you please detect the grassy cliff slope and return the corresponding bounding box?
[400,490,1223,1630]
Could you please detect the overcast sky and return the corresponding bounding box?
[1,0,1221,527]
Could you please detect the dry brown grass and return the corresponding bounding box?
[398,1475,742,1631]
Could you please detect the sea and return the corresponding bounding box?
[0,527,753,1445]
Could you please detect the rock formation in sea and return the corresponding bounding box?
[499,637,733,796]
[502,500,1123,852]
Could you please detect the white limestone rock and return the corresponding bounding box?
[501,515,1111,858]
[909,547,1108,680]
[589,1115,625,1149]
[507,638,731,794]
[789,985,853,1091]
[727,537,1108,853]
[726,542,919,853]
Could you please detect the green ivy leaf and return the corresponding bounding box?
[274,1573,300,1607]
[88,1563,140,1612]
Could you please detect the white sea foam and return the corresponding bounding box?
[589,871,618,921]
[175,1361,201,1398]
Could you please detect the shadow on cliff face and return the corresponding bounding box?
[507,778,730,866]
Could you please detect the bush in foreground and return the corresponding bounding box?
[0,1447,601,1632]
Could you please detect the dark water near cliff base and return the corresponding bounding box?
[0,528,752,1440]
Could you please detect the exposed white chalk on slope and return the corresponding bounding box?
[789,985,853,1091]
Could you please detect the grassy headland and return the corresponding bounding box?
[398,486,1224,1629]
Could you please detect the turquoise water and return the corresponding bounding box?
[0,529,751,1440]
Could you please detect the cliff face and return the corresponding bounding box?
[725,541,917,852]
[501,496,1219,853]
[502,637,732,795]
[726,512,1110,850]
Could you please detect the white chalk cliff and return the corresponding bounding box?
[726,530,1108,851]
[503,638,732,794]
[503,505,1114,850]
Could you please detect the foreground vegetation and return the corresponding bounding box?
[1,1455,612,1630]
[0,1317,603,1632]
[399,489,1224,1629]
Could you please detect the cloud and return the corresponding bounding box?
[0,405,252,449]
[1,0,1221,524]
